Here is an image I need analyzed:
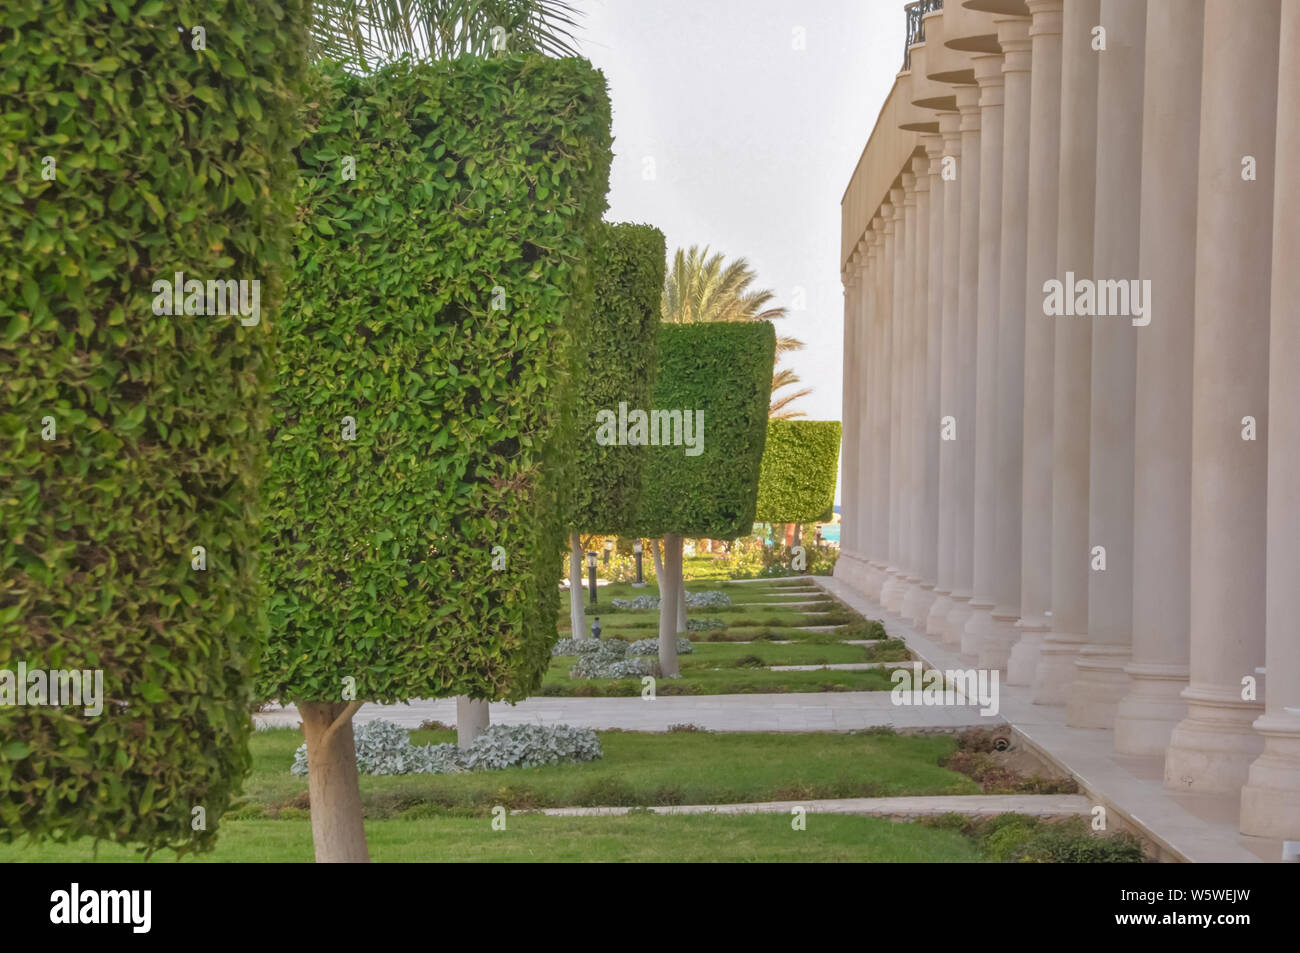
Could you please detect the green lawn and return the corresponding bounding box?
[232,727,978,814]
[540,658,896,696]
[0,814,986,863]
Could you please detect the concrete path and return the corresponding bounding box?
[816,574,1275,863]
[256,689,997,733]
[768,661,912,672]
[530,793,1091,820]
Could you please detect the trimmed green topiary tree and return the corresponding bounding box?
[755,420,842,524]
[261,57,611,861]
[0,1,308,853]
[567,222,665,640]
[631,322,775,674]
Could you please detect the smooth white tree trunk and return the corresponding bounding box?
[455,696,490,748]
[658,533,683,677]
[299,701,370,863]
[569,533,587,638]
[651,537,665,601]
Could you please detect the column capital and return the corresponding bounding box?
[901,171,918,205]
[956,84,982,132]
[911,154,931,192]
[939,110,963,153]
[996,16,1033,71]
[922,131,945,162]
[973,51,1006,112]
[1026,0,1064,35]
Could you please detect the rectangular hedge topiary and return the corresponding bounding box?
[632,322,776,539]
[755,420,842,524]
[261,57,612,707]
[0,1,308,851]
[570,222,666,534]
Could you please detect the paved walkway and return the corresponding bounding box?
[817,574,1275,863]
[256,688,995,733]
[531,793,1091,820]
[769,661,912,672]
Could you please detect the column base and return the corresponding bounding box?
[1164,687,1265,796]
[925,590,953,637]
[976,610,1021,672]
[1113,661,1189,757]
[1239,712,1300,840]
[902,581,937,626]
[1066,644,1132,728]
[865,561,888,602]
[943,592,974,648]
[1006,617,1050,686]
[832,551,868,592]
[1032,631,1087,705]
[882,570,908,614]
[961,600,996,658]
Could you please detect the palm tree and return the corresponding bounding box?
[661,245,812,419]
[309,0,583,72]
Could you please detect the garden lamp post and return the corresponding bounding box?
[603,538,613,565]
[632,539,645,587]
[591,617,602,639]
[587,551,598,606]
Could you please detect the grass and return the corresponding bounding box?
[540,658,896,696]
[229,727,978,816]
[0,814,988,863]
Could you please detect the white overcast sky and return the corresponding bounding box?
[574,0,903,501]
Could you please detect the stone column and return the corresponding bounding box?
[1112,0,1201,755]
[925,128,946,631]
[873,211,894,598]
[1164,0,1279,795]
[856,229,878,594]
[837,258,860,573]
[904,153,935,629]
[943,84,982,647]
[978,14,1032,672]
[1034,0,1100,703]
[926,119,957,636]
[1007,0,1064,685]
[961,46,1006,657]
[1241,0,1300,839]
[882,187,908,612]
[895,171,920,614]
[1066,0,1146,727]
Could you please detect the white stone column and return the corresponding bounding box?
[924,130,951,634]
[868,215,891,599]
[1034,0,1100,704]
[1008,0,1064,685]
[961,46,1006,657]
[978,14,1031,672]
[1241,0,1300,839]
[873,209,894,599]
[1112,0,1201,755]
[895,171,921,615]
[943,84,982,647]
[904,154,935,624]
[837,258,860,575]
[1164,0,1279,795]
[1066,0,1146,727]
[882,188,908,612]
[926,119,957,636]
[856,229,878,595]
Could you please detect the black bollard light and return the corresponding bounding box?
[603,538,613,565]
[591,617,602,639]
[587,551,598,605]
[632,539,645,587]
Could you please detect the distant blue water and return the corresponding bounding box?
[819,522,840,543]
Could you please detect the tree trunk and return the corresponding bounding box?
[569,532,587,638]
[676,546,687,634]
[299,701,370,863]
[658,533,683,677]
[792,523,802,547]
[651,536,665,602]
[456,696,490,748]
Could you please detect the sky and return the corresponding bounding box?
[570,0,903,502]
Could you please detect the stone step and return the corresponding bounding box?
[527,794,1092,821]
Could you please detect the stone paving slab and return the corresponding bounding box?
[529,794,1092,820]
[768,661,912,671]
[255,689,996,734]
[816,574,1274,863]
[732,600,830,607]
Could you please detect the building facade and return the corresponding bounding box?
[836,0,1300,844]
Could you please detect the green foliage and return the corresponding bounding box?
[632,323,775,539]
[0,0,308,851]
[261,57,612,706]
[570,223,665,533]
[754,420,841,523]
